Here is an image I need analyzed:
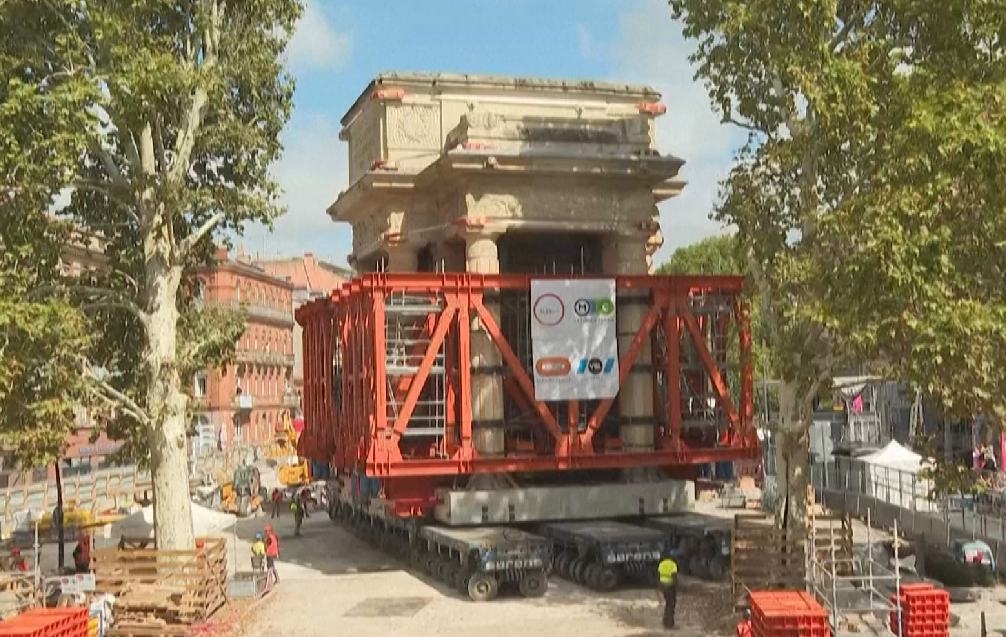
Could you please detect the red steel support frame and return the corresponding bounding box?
[294,273,760,477]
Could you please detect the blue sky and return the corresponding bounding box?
[241,0,746,267]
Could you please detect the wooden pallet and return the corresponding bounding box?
[92,536,227,632]
[731,514,807,608]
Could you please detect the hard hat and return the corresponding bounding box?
[10,548,19,556]
[255,532,264,540]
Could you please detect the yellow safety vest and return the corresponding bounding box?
[658,558,678,585]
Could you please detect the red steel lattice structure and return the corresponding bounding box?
[297,273,759,501]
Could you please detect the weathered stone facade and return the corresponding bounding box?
[329,72,689,452]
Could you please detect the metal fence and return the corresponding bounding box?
[813,458,1006,576]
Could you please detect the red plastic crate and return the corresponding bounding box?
[737,620,753,637]
[752,616,831,637]
[0,627,46,637]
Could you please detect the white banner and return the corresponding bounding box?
[530,279,619,400]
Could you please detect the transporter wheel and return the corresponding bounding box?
[595,566,621,592]
[555,553,573,578]
[570,558,588,584]
[436,560,453,582]
[467,573,499,602]
[456,571,470,594]
[708,556,727,582]
[425,555,440,576]
[518,570,547,598]
[583,563,601,589]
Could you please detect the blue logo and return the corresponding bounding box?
[576,357,616,375]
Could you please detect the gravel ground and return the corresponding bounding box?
[235,512,739,637]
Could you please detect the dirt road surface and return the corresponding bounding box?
[236,512,737,637]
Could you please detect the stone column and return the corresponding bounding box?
[603,233,655,450]
[466,232,506,456]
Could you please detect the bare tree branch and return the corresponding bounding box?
[168,87,208,184]
[40,284,148,326]
[94,144,129,190]
[83,365,149,425]
[153,115,168,175]
[178,212,225,259]
[830,7,866,53]
[724,115,771,137]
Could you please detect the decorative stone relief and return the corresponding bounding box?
[386,104,440,149]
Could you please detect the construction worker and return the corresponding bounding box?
[9,548,27,572]
[263,524,279,587]
[299,488,312,519]
[72,529,90,573]
[251,532,266,573]
[292,497,305,536]
[270,488,282,518]
[657,553,679,629]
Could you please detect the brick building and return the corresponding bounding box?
[192,247,297,454]
[254,253,350,395]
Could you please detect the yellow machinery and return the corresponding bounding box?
[273,412,311,487]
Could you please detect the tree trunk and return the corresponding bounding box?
[55,463,64,571]
[773,381,810,534]
[144,249,195,550]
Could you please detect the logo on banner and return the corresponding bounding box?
[535,357,571,377]
[574,297,615,318]
[577,357,616,375]
[533,293,565,326]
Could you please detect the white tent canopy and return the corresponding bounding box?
[859,440,923,471]
[96,503,236,548]
[853,440,930,511]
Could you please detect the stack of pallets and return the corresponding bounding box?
[91,536,228,636]
[0,607,90,637]
[746,591,830,637]
[889,583,950,637]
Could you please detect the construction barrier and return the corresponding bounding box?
[889,583,950,637]
[0,607,89,637]
[749,591,830,637]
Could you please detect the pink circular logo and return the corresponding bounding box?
[533,293,564,327]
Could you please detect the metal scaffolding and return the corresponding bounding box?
[808,507,904,636]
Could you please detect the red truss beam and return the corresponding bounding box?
[293,273,759,478]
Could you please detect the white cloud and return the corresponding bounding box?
[608,0,746,260]
[239,110,352,266]
[285,0,351,71]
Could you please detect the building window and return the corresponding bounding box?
[194,373,207,398]
[196,278,206,301]
[235,283,241,303]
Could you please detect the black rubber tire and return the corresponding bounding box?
[456,571,470,594]
[555,553,572,578]
[436,560,452,582]
[595,566,621,592]
[708,556,727,581]
[584,563,601,589]
[571,558,587,584]
[425,556,440,576]
[467,573,499,602]
[518,571,547,598]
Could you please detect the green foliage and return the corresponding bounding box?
[0,0,299,539]
[657,235,739,276]
[0,215,92,466]
[668,0,1006,423]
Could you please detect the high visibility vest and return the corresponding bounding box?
[658,558,678,585]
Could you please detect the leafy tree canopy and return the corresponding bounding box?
[1,0,301,547]
[668,0,1006,527]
